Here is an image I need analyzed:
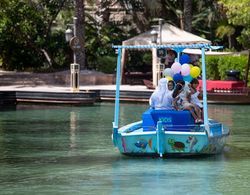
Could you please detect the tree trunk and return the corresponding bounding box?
[75,0,85,70]
[183,0,192,32]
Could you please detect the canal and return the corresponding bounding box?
[0,103,250,194]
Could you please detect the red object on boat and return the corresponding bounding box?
[198,80,245,91]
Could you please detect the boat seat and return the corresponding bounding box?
[142,108,195,131]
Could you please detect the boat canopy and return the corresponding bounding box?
[113,43,210,135]
[120,23,211,86]
[183,48,249,56]
[123,23,211,46]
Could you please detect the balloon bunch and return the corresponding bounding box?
[163,54,201,83]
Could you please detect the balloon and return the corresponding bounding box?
[181,63,191,76]
[190,66,201,78]
[163,68,174,77]
[183,75,193,83]
[165,76,173,81]
[171,62,182,74]
[173,73,183,82]
[180,54,190,64]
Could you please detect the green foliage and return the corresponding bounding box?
[96,56,116,73]
[84,14,128,71]
[219,0,250,48]
[0,0,249,74]
[0,0,70,71]
[217,55,248,80]
[205,55,248,80]
[205,56,220,80]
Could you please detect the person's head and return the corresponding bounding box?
[167,80,175,91]
[172,80,185,98]
[190,78,199,88]
[158,78,168,92]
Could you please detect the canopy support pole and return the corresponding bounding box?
[112,48,122,146]
[201,47,210,134]
[152,48,158,86]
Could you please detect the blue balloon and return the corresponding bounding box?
[173,73,183,82]
[180,54,190,64]
[183,75,193,83]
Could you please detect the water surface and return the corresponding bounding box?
[0,103,250,194]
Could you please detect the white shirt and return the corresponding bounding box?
[191,91,203,108]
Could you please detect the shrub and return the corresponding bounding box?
[204,54,248,81]
[96,56,116,74]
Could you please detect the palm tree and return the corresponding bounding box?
[75,0,85,69]
[183,0,192,32]
[216,24,235,48]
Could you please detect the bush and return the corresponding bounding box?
[96,56,116,74]
[205,55,248,80]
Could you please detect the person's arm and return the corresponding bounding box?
[186,91,191,102]
[189,86,196,94]
[197,91,202,99]
[172,96,180,110]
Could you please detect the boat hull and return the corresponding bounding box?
[113,121,229,157]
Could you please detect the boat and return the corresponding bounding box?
[112,43,230,157]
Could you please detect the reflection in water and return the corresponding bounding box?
[111,156,228,195]
[69,111,78,150]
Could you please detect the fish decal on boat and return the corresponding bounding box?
[168,139,185,152]
[135,138,152,149]
[186,136,198,152]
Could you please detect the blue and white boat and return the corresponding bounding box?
[112,43,230,157]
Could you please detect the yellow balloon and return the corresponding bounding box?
[165,76,173,81]
[190,66,201,78]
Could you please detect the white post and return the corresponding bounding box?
[201,47,210,134]
[152,48,158,87]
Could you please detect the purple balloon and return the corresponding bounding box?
[180,54,190,64]
[173,73,183,82]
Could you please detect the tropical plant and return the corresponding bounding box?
[0,0,71,71]
[74,0,86,69]
[218,0,250,49]
[205,55,248,81]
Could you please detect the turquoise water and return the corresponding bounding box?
[0,103,250,195]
